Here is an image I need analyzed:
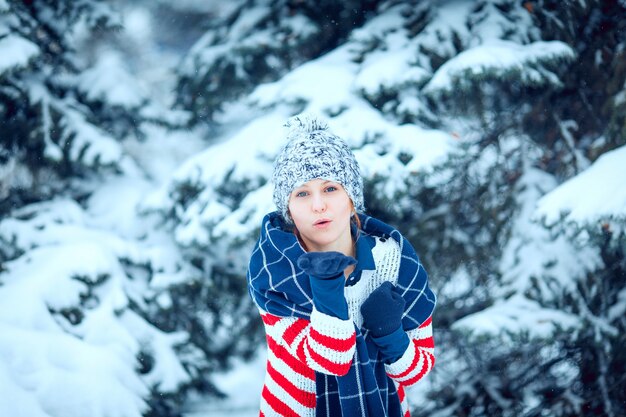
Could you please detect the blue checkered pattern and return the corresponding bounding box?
[248,211,436,416]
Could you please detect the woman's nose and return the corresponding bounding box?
[311,194,326,212]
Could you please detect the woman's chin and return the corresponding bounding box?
[301,234,339,252]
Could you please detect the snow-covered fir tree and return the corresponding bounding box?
[0,0,127,210]
[1,1,234,416]
[162,0,625,415]
[174,0,385,123]
[417,2,626,416]
[1,0,625,416]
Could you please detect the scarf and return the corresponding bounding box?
[248,211,436,416]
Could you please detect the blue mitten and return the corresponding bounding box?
[361,282,410,363]
[298,252,357,319]
[298,251,357,279]
[361,282,405,337]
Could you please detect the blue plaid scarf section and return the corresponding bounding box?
[247,211,436,417]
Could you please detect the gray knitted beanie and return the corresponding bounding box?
[272,114,365,223]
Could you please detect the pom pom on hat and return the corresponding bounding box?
[284,113,329,135]
[272,114,364,223]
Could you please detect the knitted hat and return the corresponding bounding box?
[272,114,364,223]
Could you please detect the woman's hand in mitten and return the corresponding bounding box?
[361,282,406,337]
[297,251,357,280]
[297,251,356,320]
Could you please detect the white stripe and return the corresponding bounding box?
[261,314,311,365]
[287,323,309,354]
[264,223,313,305]
[386,338,417,376]
[265,319,310,361]
[306,335,355,363]
[266,349,315,393]
[264,373,314,416]
[406,322,433,340]
[322,375,331,415]
[262,314,311,357]
[310,308,355,338]
[303,339,353,375]
[400,394,409,415]
[260,393,315,417]
[353,352,368,417]
[260,398,274,416]
[394,352,426,383]
[393,350,434,385]
[264,315,300,339]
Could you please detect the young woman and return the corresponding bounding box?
[247,114,436,417]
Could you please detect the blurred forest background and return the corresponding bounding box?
[1,0,625,416]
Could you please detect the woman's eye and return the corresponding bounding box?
[295,191,308,197]
[325,186,337,192]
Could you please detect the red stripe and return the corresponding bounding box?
[283,319,309,345]
[309,327,355,352]
[419,316,432,328]
[304,338,352,376]
[267,361,316,408]
[260,412,264,417]
[404,410,411,417]
[388,339,420,379]
[266,336,315,381]
[414,336,434,349]
[296,336,307,362]
[262,313,281,326]
[403,352,435,386]
[262,385,296,417]
[398,384,405,403]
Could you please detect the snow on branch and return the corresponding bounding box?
[0,198,195,417]
[535,144,626,229]
[0,34,40,76]
[28,83,125,169]
[355,47,431,98]
[452,294,580,343]
[78,52,146,109]
[60,106,125,167]
[423,40,576,96]
[141,114,283,249]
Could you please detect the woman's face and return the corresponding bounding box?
[288,179,353,253]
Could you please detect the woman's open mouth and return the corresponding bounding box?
[313,218,332,228]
